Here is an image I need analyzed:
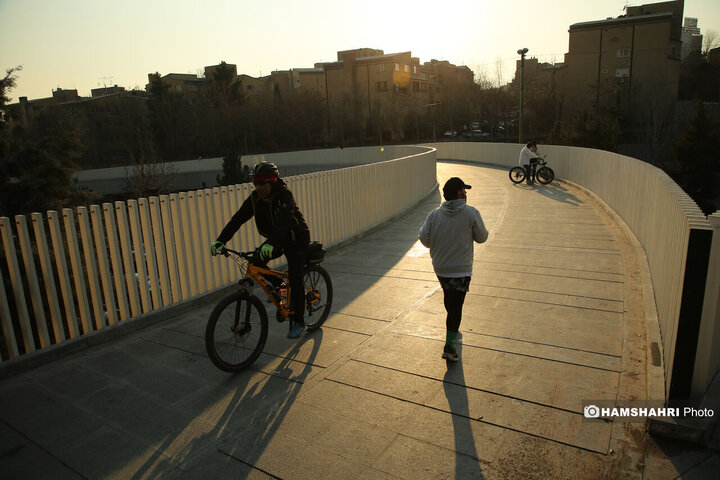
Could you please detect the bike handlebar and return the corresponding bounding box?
[220,247,253,259]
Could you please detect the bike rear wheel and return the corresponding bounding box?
[509,167,526,184]
[536,166,554,185]
[205,292,268,372]
[303,264,333,331]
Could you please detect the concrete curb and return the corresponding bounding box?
[557,178,667,405]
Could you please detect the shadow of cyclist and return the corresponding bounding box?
[214,330,323,468]
[533,182,582,206]
[125,329,323,479]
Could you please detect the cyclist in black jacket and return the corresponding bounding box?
[210,162,311,339]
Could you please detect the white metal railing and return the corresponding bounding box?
[0,146,437,361]
[426,141,719,401]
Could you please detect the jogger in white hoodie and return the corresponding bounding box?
[419,177,489,362]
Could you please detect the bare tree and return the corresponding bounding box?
[474,66,493,90]
[703,30,720,56]
[495,57,505,88]
[123,132,176,198]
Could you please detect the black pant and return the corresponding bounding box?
[442,288,467,333]
[524,160,537,183]
[255,241,309,323]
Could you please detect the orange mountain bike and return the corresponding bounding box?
[205,245,333,372]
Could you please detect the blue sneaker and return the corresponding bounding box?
[287,321,304,339]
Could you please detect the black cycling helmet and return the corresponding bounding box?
[252,161,279,179]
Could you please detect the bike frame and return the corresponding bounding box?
[244,262,294,319]
[224,247,325,320]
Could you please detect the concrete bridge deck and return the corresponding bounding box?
[1,162,718,479]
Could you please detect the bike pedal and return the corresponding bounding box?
[276,311,287,323]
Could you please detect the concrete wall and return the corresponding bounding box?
[73,146,424,195]
[426,141,719,401]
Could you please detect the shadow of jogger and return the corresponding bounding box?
[443,344,485,479]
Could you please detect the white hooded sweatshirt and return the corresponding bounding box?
[418,199,489,277]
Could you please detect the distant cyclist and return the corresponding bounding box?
[210,162,310,339]
[518,142,540,185]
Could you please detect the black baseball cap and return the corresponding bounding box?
[443,177,472,198]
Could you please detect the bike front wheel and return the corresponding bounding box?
[205,292,268,372]
[509,167,526,184]
[303,264,333,331]
[536,166,554,185]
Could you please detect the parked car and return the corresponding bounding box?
[471,129,489,138]
[443,130,457,138]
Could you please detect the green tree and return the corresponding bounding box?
[2,68,98,216]
[204,61,245,155]
[0,66,21,161]
[206,61,243,108]
[678,51,720,102]
[1,108,96,216]
[216,153,247,185]
[147,72,200,160]
[552,111,621,152]
[671,102,719,214]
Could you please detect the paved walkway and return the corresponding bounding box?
[1,162,718,479]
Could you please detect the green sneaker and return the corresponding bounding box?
[442,345,459,362]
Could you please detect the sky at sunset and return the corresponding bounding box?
[1,0,719,101]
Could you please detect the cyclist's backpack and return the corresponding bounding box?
[307,241,326,264]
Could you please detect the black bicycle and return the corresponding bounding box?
[509,155,555,185]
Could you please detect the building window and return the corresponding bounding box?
[413,66,417,74]
[615,67,629,78]
[377,64,385,72]
[246,85,254,91]
[395,85,409,95]
[404,65,410,73]
[616,48,631,58]
[394,63,400,71]
[376,81,388,92]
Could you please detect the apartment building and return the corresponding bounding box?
[681,17,703,59]
[238,74,268,100]
[147,64,241,104]
[422,59,475,104]
[313,48,471,139]
[270,68,326,99]
[8,86,150,168]
[554,0,684,118]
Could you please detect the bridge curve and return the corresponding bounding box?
[0,161,681,479]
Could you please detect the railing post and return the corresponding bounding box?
[31,212,65,344]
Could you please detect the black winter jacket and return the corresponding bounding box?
[216,180,310,248]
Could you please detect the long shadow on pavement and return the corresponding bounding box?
[444,341,485,479]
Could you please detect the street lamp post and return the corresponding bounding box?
[517,47,528,143]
